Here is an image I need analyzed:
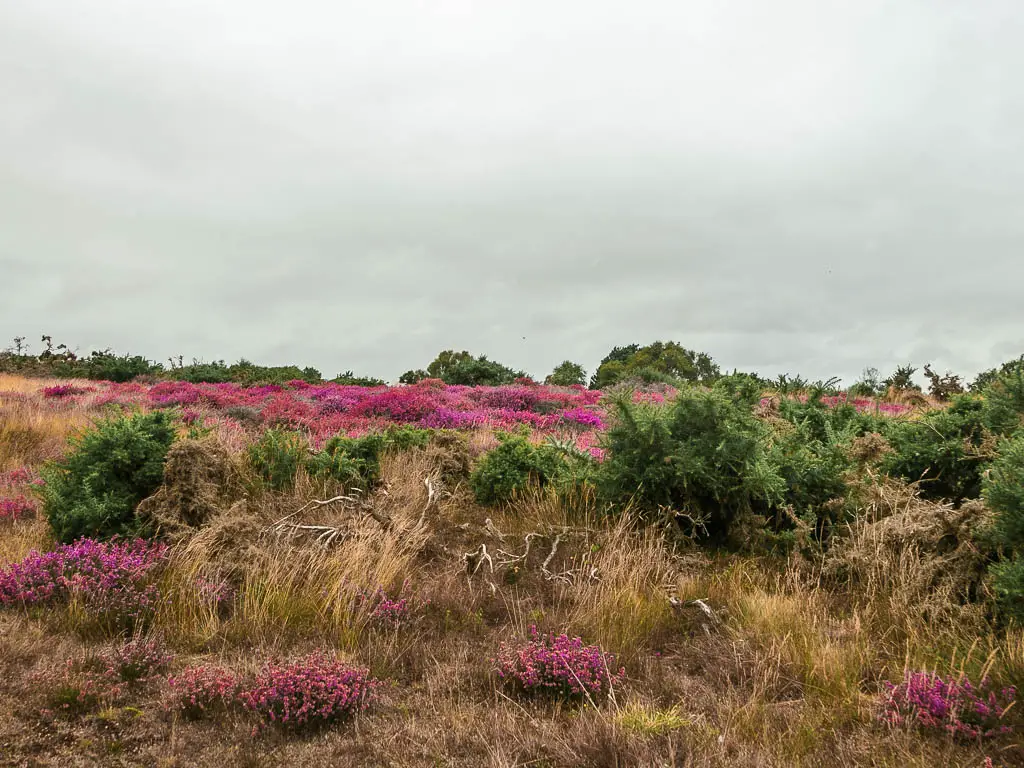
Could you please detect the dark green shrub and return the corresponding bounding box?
[381,425,433,452]
[82,351,162,382]
[306,440,372,488]
[883,364,920,392]
[398,369,428,385]
[777,395,886,446]
[306,426,434,489]
[970,355,1024,393]
[168,360,232,384]
[42,411,176,542]
[331,371,386,386]
[470,433,566,506]
[712,372,767,406]
[766,426,850,540]
[984,436,1024,620]
[981,362,1024,437]
[228,360,321,386]
[246,429,308,491]
[881,396,991,504]
[443,357,524,386]
[406,349,526,387]
[597,389,784,543]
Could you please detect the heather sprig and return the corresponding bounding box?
[880,671,1017,740]
[495,626,625,702]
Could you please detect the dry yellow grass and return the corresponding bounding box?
[0,385,90,470]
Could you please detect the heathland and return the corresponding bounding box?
[1,340,1023,767]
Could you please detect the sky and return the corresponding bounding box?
[1,1,1022,385]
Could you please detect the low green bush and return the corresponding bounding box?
[985,435,1024,621]
[881,396,991,504]
[42,411,176,542]
[470,433,567,506]
[81,351,163,383]
[306,425,434,489]
[597,388,784,543]
[981,362,1024,437]
[246,429,308,491]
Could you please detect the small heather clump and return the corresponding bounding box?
[42,384,90,399]
[167,665,240,720]
[35,656,124,718]
[195,575,236,610]
[239,652,379,730]
[0,494,37,522]
[0,538,167,629]
[495,626,625,701]
[106,636,174,682]
[880,671,1017,740]
[355,580,427,629]
[0,467,41,487]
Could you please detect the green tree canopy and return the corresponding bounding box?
[545,360,586,387]
[590,341,719,389]
[403,350,526,387]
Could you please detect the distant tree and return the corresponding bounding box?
[398,369,429,385]
[590,341,719,389]
[545,360,586,387]
[923,364,964,401]
[426,350,474,380]
[444,356,524,386]
[971,355,1024,393]
[883,364,920,392]
[408,350,527,387]
[848,367,884,397]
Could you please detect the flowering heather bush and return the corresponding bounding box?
[42,384,90,398]
[239,653,379,730]
[0,467,41,487]
[880,671,1017,739]
[0,538,167,629]
[559,407,604,430]
[0,494,37,522]
[495,627,625,701]
[477,386,541,412]
[820,393,913,416]
[180,407,201,425]
[168,665,240,720]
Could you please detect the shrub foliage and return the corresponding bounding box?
[42,412,176,542]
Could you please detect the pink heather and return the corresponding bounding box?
[880,671,1016,740]
[495,626,625,701]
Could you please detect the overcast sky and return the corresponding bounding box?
[1,1,1021,385]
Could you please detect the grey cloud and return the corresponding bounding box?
[1,0,1023,385]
